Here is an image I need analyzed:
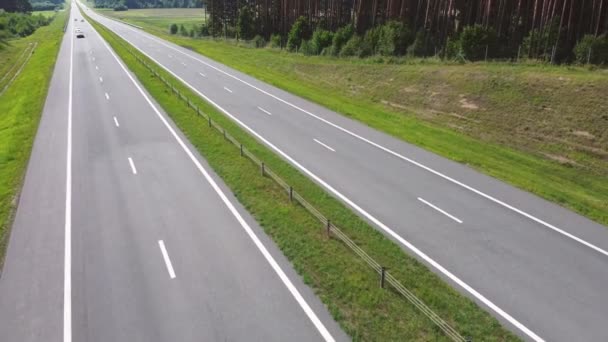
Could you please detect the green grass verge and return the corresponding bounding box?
[0,5,69,263]
[87,12,519,342]
[100,12,608,228]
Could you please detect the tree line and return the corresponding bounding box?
[0,10,53,40]
[92,0,203,10]
[200,0,608,64]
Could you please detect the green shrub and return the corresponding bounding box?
[253,34,266,48]
[522,17,561,60]
[0,12,51,38]
[331,24,354,56]
[236,5,255,40]
[444,36,461,59]
[458,24,497,61]
[287,16,310,51]
[340,35,362,57]
[179,24,187,36]
[269,33,282,48]
[407,30,436,57]
[361,26,381,57]
[206,16,223,37]
[574,34,608,65]
[113,4,128,11]
[300,39,315,55]
[169,23,177,34]
[198,23,209,36]
[377,21,413,56]
[310,28,333,55]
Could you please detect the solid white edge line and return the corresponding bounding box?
[257,106,272,116]
[86,16,335,342]
[128,157,137,174]
[64,6,74,342]
[158,240,176,279]
[198,72,206,77]
[313,139,335,152]
[418,198,463,224]
[116,19,608,260]
[223,86,232,93]
[88,15,545,341]
[105,92,109,100]
[113,116,119,127]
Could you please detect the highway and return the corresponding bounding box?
[77,3,608,341]
[0,4,348,341]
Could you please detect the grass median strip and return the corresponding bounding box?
[88,13,518,341]
[0,7,69,266]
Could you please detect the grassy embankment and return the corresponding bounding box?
[102,10,608,227]
[0,7,68,261]
[86,10,519,342]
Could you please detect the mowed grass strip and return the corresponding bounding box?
[0,7,68,263]
[87,13,519,341]
[102,11,608,227]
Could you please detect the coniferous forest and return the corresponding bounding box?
[199,0,608,64]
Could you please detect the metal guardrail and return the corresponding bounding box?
[101,23,468,342]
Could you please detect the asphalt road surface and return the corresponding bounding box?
[75,3,608,341]
[0,4,348,342]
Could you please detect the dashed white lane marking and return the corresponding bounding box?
[418,197,463,224]
[113,116,119,127]
[223,86,233,93]
[313,139,335,152]
[99,76,103,83]
[257,106,272,116]
[198,72,206,77]
[128,157,137,175]
[158,240,176,279]
[104,92,109,100]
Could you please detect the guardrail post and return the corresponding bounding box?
[380,267,386,288]
[326,219,331,237]
[289,186,293,202]
[223,129,226,140]
[261,163,265,176]
[208,116,211,127]
[240,144,243,157]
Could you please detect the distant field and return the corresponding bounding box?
[99,8,205,34]
[33,10,60,18]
